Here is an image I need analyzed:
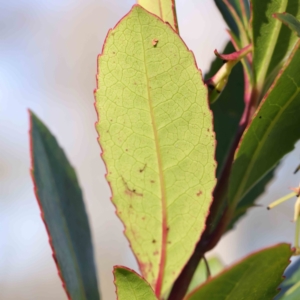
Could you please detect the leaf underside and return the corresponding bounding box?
[30,112,100,300]
[229,40,300,205]
[252,0,300,92]
[114,266,157,300]
[95,5,216,296]
[185,244,293,300]
[138,0,178,32]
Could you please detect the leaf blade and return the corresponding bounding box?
[229,39,300,205]
[137,0,178,32]
[114,266,157,300]
[30,112,100,300]
[185,244,293,300]
[95,5,216,296]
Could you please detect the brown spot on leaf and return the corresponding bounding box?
[139,164,147,173]
[152,239,156,244]
[150,180,155,183]
[152,39,159,47]
[197,190,202,196]
[153,251,159,256]
[122,177,143,197]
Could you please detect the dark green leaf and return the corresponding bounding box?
[30,111,100,300]
[228,40,300,205]
[185,244,293,300]
[205,41,244,178]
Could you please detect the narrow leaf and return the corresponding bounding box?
[229,40,300,205]
[114,266,157,300]
[274,12,300,37]
[205,41,244,178]
[188,257,223,293]
[137,0,178,33]
[95,5,216,296]
[252,0,300,94]
[30,111,100,300]
[185,244,293,300]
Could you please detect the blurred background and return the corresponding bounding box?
[1,0,300,299]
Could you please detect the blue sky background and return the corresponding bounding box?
[1,1,299,299]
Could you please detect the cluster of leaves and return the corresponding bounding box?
[29,0,300,299]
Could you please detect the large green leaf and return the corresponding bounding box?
[95,5,216,296]
[228,39,300,205]
[252,0,300,94]
[184,244,293,300]
[137,0,178,32]
[114,266,157,300]
[205,41,244,178]
[29,112,100,300]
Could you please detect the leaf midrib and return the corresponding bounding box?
[232,58,300,205]
[35,128,87,300]
[138,13,167,296]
